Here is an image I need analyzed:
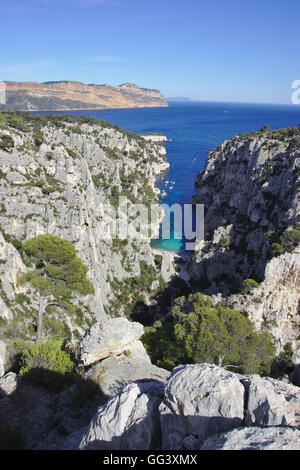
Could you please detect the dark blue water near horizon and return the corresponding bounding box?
[34,101,300,251]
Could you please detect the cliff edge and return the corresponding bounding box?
[0,81,168,111]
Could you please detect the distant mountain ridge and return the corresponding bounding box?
[0,80,168,111]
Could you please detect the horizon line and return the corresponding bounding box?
[166,98,298,107]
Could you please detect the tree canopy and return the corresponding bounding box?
[21,235,94,342]
[143,293,275,375]
[23,235,94,299]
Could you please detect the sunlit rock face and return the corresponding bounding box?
[189,129,300,354]
[0,114,169,337]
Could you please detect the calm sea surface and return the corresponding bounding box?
[35,102,300,251]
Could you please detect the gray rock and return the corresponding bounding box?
[85,340,169,398]
[292,346,300,365]
[189,131,299,353]
[245,374,300,427]
[0,119,170,334]
[225,250,300,354]
[68,380,164,450]
[0,341,6,378]
[0,372,17,395]
[201,426,300,450]
[80,317,145,366]
[159,364,245,449]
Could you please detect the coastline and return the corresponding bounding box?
[4,105,169,113]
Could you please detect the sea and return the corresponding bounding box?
[34,101,300,252]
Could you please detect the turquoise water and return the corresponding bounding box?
[35,102,300,251]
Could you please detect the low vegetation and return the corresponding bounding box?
[271,227,300,257]
[0,110,145,145]
[19,337,75,378]
[239,278,260,294]
[0,134,14,151]
[16,337,104,399]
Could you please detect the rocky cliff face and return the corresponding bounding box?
[189,127,300,353]
[0,111,170,341]
[64,363,300,451]
[1,316,300,450]
[1,81,168,111]
[222,249,300,354]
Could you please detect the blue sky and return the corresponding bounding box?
[1,0,299,104]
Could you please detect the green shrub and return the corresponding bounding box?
[271,228,300,257]
[33,132,44,147]
[239,278,260,294]
[19,338,75,375]
[0,134,14,151]
[142,293,275,375]
[219,235,231,251]
[19,338,76,391]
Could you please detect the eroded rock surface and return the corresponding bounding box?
[80,317,144,366]
[201,426,300,450]
[84,340,169,398]
[159,364,245,449]
[67,380,164,450]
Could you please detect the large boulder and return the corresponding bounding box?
[244,375,300,427]
[159,364,245,449]
[84,340,169,398]
[80,317,144,366]
[66,380,164,450]
[201,426,300,450]
[0,341,6,378]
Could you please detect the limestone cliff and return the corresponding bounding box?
[189,127,300,353]
[0,111,170,341]
[221,249,300,354]
[1,81,168,111]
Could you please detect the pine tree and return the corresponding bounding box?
[21,235,94,342]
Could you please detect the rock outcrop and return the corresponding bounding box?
[201,426,300,450]
[0,371,17,396]
[62,363,300,451]
[67,380,164,450]
[223,249,300,354]
[84,339,169,398]
[1,362,300,450]
[189,128,300,353]
[0,340,6,377]
[243,374,300,427]
[1,81,168,111]
[190,129,299,290]
[159,364,245,449]
[80,317,169,397]
[80,317,144,365]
